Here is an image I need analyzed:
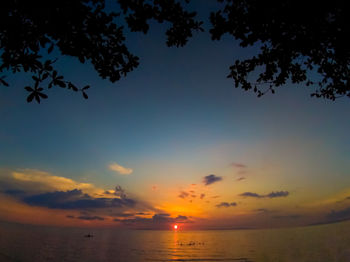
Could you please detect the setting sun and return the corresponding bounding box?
[173,224,178,230]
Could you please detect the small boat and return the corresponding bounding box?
[84,233,94,238]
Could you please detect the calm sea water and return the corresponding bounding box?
[1,221,350,262]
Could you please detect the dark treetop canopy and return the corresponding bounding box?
[0,0,349,102]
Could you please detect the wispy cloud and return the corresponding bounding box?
[108,162,133,175]
[9,169,94,192]
[110,212,136,218]
[216,202,237,208]
[178,191,189,199]
[239,191,289,199]
[203,174,222,186]
[266,191,289,198]
[254,208,273,213]
[240,192,261,198]
[326,206,350,222]
[231,163,247,168]
[66,215,105,221]
[273,214,301,219]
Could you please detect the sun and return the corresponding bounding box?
[173,224,178,230]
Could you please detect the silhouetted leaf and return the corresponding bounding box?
[35,93,40,103]
[68,82,78,91]
[48,44,54,54]
[55,80,66,88]
[38,92,48,99]
[25,86,33,92]
[42,73,49,80]
[27,93,35,103]
[0,78,9,86]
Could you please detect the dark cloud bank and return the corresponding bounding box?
[20,189,135,209]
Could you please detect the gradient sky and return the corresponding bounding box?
[1,2,350,230]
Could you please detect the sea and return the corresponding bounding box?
[1,220,350,262]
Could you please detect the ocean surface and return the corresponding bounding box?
[1,221,350,262]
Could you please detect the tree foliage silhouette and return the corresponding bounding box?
[0,0,202,103]
[0,0,348,102]
[210,0,350,100]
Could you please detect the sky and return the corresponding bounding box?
[1,1,350,230]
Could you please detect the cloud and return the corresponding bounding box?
[111,213,135,218]
[239,191,289,199]
[77,215,105,221]
[236,177,246,182]
[266,191,289,198]
[66,215,105,221]
[3,189,26,196]
[0,169,159,226]
[326,206,350,222]
[203,174,222,186]
[200,193,205,200]
[108,162,133,175]
[114,185,127,199]
[216,202,237,208]
[231,163,247,168]
[254,208,273,213]
[178,191,189,199]
[240,192,262,198]
[1,169,140,204]
[273,215,301,219]
[5,169,95,193]
[178,189,198,200]
[21,189,136,209]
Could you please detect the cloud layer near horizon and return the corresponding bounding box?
[2,168,350,229]
[113,213,191,229]
[0,169,154,216]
